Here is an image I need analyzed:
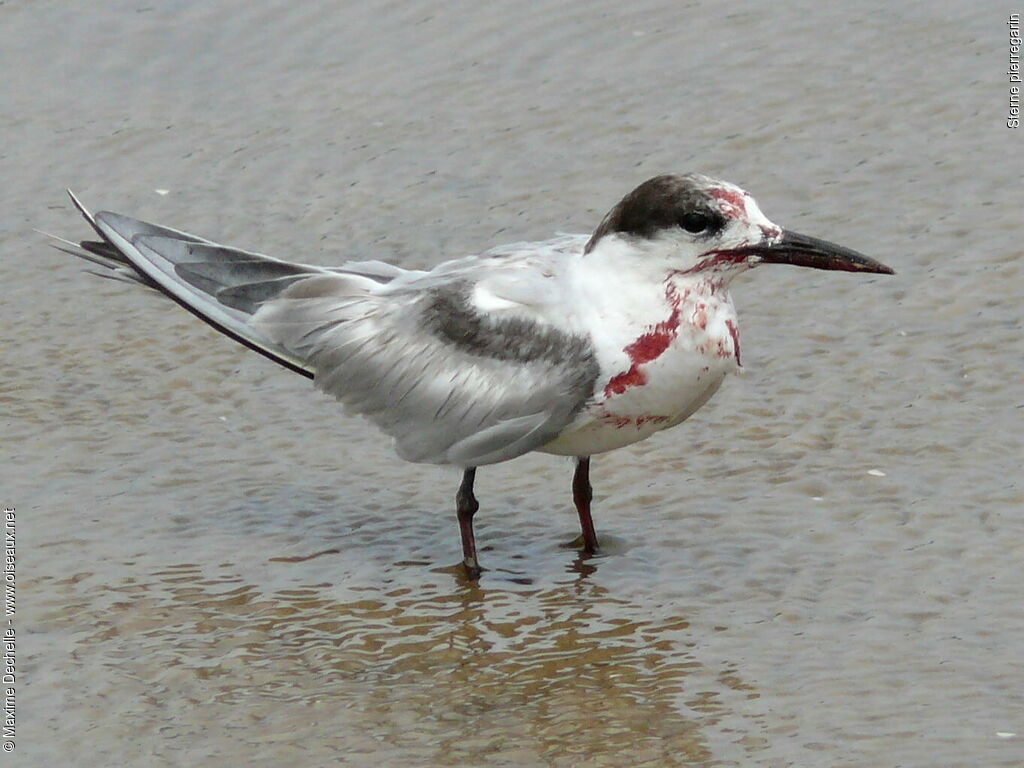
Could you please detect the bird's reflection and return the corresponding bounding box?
[60,555,763,766]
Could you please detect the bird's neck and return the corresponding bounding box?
[666,268,737,300]
[580,233,748,295]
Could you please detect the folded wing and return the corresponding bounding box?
[251,265,599,466]
[62,196,598,466]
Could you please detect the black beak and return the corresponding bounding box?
[750,230,894,274]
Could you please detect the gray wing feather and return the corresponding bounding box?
[78,208,394,377]
[327,260,424,283]
[134,237,313,313]
[64,197,596,467]
[251,272,598,467]
[80,208,431,378]
[91,217,312,374]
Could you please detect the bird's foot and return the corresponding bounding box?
[462,557,482,580]
[559,534,600,555]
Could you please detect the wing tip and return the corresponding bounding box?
[66,188,111,242]
[67,188,91,220]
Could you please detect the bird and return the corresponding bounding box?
[52,173,893,578]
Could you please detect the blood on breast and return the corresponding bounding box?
[604,283,684,397]
[725,318,741,366]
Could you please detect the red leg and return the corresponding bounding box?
[572,456,599,554]
[456,468,482,578]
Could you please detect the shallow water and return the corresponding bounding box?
[5,0,1022,765]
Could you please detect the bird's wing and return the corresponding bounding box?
[60,195,597,467]
[251,245,600,467]
[59,192,425,378]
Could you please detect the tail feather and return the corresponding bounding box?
[56,192,317,377]
[40,228,156,288]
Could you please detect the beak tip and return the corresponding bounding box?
[768,231,895,275]
[861,264,895,275]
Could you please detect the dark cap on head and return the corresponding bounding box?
[585,174,727,254]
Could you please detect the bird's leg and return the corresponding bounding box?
[456,467,482,579]
[572,456,599,554]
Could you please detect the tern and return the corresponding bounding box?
[54,174,893,578]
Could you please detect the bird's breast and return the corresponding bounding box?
[541,279,739,456]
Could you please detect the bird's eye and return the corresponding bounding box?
[678,212,712,234]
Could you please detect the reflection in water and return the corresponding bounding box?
[43,560,762,766]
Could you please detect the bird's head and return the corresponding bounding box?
[584,174,893,284]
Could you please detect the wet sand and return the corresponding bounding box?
[5,1,1022,765]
